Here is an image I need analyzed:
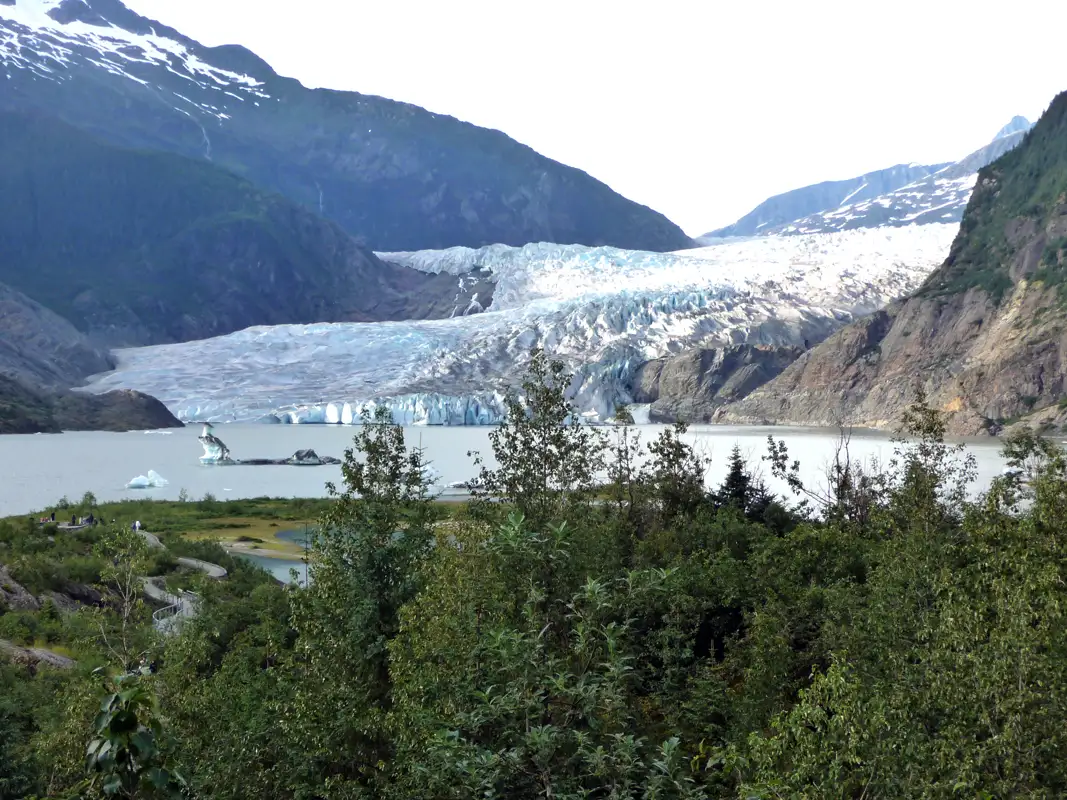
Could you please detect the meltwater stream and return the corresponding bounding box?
[0,423,1011,519]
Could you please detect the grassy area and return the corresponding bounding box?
[185,517,311,559]
[5,495,470,563]
[86,496,325,561]
[29,640,75,658]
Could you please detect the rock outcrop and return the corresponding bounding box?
[714,93,1067,436]
[633,345,804,422]
[0,375,183,434]
[0,639,75,670]
[0,565,40,612]
[0,281,113,388]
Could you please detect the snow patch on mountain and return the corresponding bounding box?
[83,225,960,425]
[780,174,980,234]
[0,0,268,119]
[702,118,1032,240]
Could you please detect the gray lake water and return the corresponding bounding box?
[237,552,309,586]
[0,422,1012,519]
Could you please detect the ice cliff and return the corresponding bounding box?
[82,226,959,424]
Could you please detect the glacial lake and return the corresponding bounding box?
[0,422,1014,519]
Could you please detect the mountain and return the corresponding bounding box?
[0,109,498,347]
[704,162,949,239]
[0,372,182,434]
[702,118,1033,240]
[713,93,1067,436]
[0,0,690,252]
[0,280,112,388]
[79,227,957,424]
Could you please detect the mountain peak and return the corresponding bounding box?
[994,115,1032,141]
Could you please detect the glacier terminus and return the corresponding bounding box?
[81,226,960,425]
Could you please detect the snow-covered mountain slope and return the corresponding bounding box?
[701,119,1032,241]
[0,0,689,252]
[82,225,959,425]
[703,163,949,240]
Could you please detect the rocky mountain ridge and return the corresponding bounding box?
[0,281,113,388]
[710,94,1067,436]
[702,118,1033,241]
[0,0,690,252]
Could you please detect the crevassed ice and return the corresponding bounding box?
[83,225,960,425]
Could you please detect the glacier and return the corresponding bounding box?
[82,225,960,425]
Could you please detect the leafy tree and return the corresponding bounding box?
[389,514,708,799]
[83,667,186,799]
[470,349,606,528]
[641,422,707,527]
[286,406,439,794]
[93,525,152,672]
[613,403,635,425]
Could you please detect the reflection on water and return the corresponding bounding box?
[277,527,315,548]
[238,552,309,586]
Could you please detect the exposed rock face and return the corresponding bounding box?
[54,388,184,432]
[715,94,1067,436]
[0,639,75,670]
[0,0,690,252]
[633,345,804,422]
[0,281,113,388]
[0,566,40,611]
[0,375,183,434]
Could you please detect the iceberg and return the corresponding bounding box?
[83,227,960,424]
[198,423,233,465]
[196,423,341,466]
[126,470,169,490]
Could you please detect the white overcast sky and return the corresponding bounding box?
[126,0,1066,236]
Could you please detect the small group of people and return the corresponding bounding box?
[36,511,98,527]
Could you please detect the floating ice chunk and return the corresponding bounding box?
[126,470,169,489]
[199,423,233,464]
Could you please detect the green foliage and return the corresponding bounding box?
[84,667,186,799]
[6,363,1067,798]
[919,93,1067,303]
[470,348,607,528]
[283,406,440,794]
[92,526,153,673]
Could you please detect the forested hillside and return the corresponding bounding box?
[0,111,477,347]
